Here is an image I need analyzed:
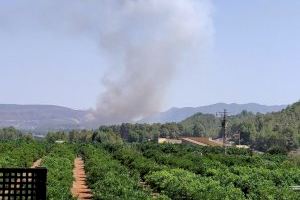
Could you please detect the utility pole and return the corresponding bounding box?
[218,109,228,155]
[238,130,241,146]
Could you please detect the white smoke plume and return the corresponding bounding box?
[0,0,214,125]
[91,0,214,125]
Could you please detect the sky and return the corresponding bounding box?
[0,0,299,111]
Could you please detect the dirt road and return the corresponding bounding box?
[71,157,93,200]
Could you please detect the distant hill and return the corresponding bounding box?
[181,113,220,137]
[179,101,300,151]
[0,104,88,133]
[140,103,287,123]
[0,103,288,133]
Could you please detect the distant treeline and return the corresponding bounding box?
[0,127,33,141]
[182,101,300,153]
[0,101,299,153]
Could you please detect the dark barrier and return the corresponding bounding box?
[0,168,47,200]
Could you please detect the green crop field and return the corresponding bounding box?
[0,139,299,200]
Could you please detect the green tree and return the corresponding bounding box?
[193,124,205,137]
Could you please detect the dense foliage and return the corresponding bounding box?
[80,145,152,200]
[146,168,244,199]
[0,140,45,167]
[93,142,298,199]
[49,101,299,152]
[0,138,299,199]
[0,127,33,141]
[182,102,300,152]
[1,125,299,199]
[138,143,300,199]
[41,144,75,200]
[104,144,246,199]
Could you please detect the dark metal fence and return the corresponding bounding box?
[0,168,47,200]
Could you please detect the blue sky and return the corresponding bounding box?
[0,0,299,110]
[170,1,300,108]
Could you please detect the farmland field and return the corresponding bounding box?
[0,139,299,200]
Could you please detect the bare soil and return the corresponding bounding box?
[71,157,93,200]
[31,159,42,168]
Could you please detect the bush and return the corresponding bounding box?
[81,145,152,200]
[267,146,288,155]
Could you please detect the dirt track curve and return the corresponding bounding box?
[31,159,42,168]
[71,157,93,200]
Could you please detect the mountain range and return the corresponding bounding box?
[139,103,287,123]
[0,103,287,133]
[0,104,87,133]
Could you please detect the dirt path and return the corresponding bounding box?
[71,157,93,200]
[140,181,160,199]
[31,159,42,168]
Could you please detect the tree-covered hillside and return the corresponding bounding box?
[181,101,300,152]
[181,113,220,137]
[248,101,300,151]
[140,103,286,123]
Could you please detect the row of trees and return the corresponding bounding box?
[2,101,299,152]
[81,145,155,199]
[100,143,300,199]
[0,127,33,141]
[0,140,45,168]
[136,143,300,199]
[1,137,299,199]
[44,102,299,152]
[41,144,75,199]
[0,138,77,199]
[45,123,182,144]
[45,129,123,144]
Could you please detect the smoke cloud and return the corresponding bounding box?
[0,0,214,125]
[91,0,214,125]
